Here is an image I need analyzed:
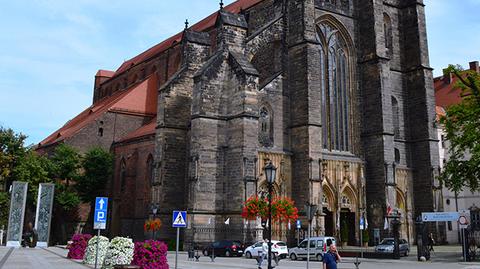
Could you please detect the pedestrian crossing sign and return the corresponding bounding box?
[172,211,187,228]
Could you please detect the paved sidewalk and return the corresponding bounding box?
[0,245,478,269]
[0,247,90,269]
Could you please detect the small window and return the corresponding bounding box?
[120,159,127,192]
[326,239,333,246]
[98,128,104,137]
[448,221,452,231]
[317,240,324,249]
[446,199,450,205]
[299,241,307,248]
[394,148,400,164]
[341,195,351,205]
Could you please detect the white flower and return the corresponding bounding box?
[102,237,134,269]
[83,236,110,265]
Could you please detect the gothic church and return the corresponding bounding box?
[38,0,439,245]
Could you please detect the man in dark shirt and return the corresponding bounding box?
[323,244,341,269]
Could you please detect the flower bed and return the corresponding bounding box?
[83,235,109,265]
[132,240,169,269]
[67,234,92,260]
[102,237,135,269]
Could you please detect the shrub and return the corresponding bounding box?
[83,236,109,265]
[132,240,169,269]
[103,237,135,269]
[67,234,92,260]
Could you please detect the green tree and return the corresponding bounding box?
[0,127,27,188]
[76,147,113,202]
[50,144,81,211]
[440,65,480,192]
[12,150,54,205]
[51,144,81,187]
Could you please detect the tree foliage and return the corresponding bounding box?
[13,150,54,205]
[76,147,113,203]
[0,127,27,186]
[439,65,480,192]
[51,144,81,186]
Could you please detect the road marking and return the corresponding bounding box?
[0,247,14,268]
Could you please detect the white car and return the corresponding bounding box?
[288,236,336,261]
[245,240,289,259]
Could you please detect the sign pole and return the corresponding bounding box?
[462,228,468,262]
[175,227,180,269]
[94,229,100,269]
[307,221,311,269]
[360,225,363,259]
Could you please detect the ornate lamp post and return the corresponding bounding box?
[264,161,277,269]
[151,203,159,240]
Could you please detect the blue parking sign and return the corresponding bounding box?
[296,220,301,229]
[94,197,108,230]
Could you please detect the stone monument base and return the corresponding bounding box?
[36,242,48,248]
[6,241,21,247]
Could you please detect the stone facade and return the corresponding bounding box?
[147,0,438,245]
[38,0,440,246]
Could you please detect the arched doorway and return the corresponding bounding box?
[322,184,335,236]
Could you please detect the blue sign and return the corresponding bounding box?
[296,220,301,229]
[172,211,187,228]
[422,212,459,222]
[94,197,108,230]
[360,216,365,230]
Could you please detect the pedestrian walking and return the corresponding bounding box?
[257,239,269,269]
[323,244,341,269]
[428,233,435,253]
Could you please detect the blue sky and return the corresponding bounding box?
[0,0,478,145]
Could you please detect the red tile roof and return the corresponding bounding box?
[114,0,263,76]
[434,75,463,108]
[38,75,158,147]
[116,118,157,143]
[96,69,115,78]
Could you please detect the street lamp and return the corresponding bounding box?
[264,161,277,269]
[151,203,159,240]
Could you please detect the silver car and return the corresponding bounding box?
[288,236,336,261]
[375,238,410,256]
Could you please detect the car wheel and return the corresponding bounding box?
[245,251,252,259]
[290,253,298,261]
[316,254,323,261]
[225,250,231,257]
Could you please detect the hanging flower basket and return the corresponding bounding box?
[144,218,162,232]
[241,195,298,223]
[241,196,269,220]
[271,197,299,223]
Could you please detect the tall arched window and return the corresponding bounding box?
[120,158,126,192]
[384,13,393,57]
[258,106,273,147]
[147,154,154,185]
[392,96,400,138]
[319,20,353,152]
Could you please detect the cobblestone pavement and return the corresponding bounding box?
[0,246,479,269]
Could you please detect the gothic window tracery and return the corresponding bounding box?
[259,106,274,147]
[341,195,351,206]
[318,21,353,152]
